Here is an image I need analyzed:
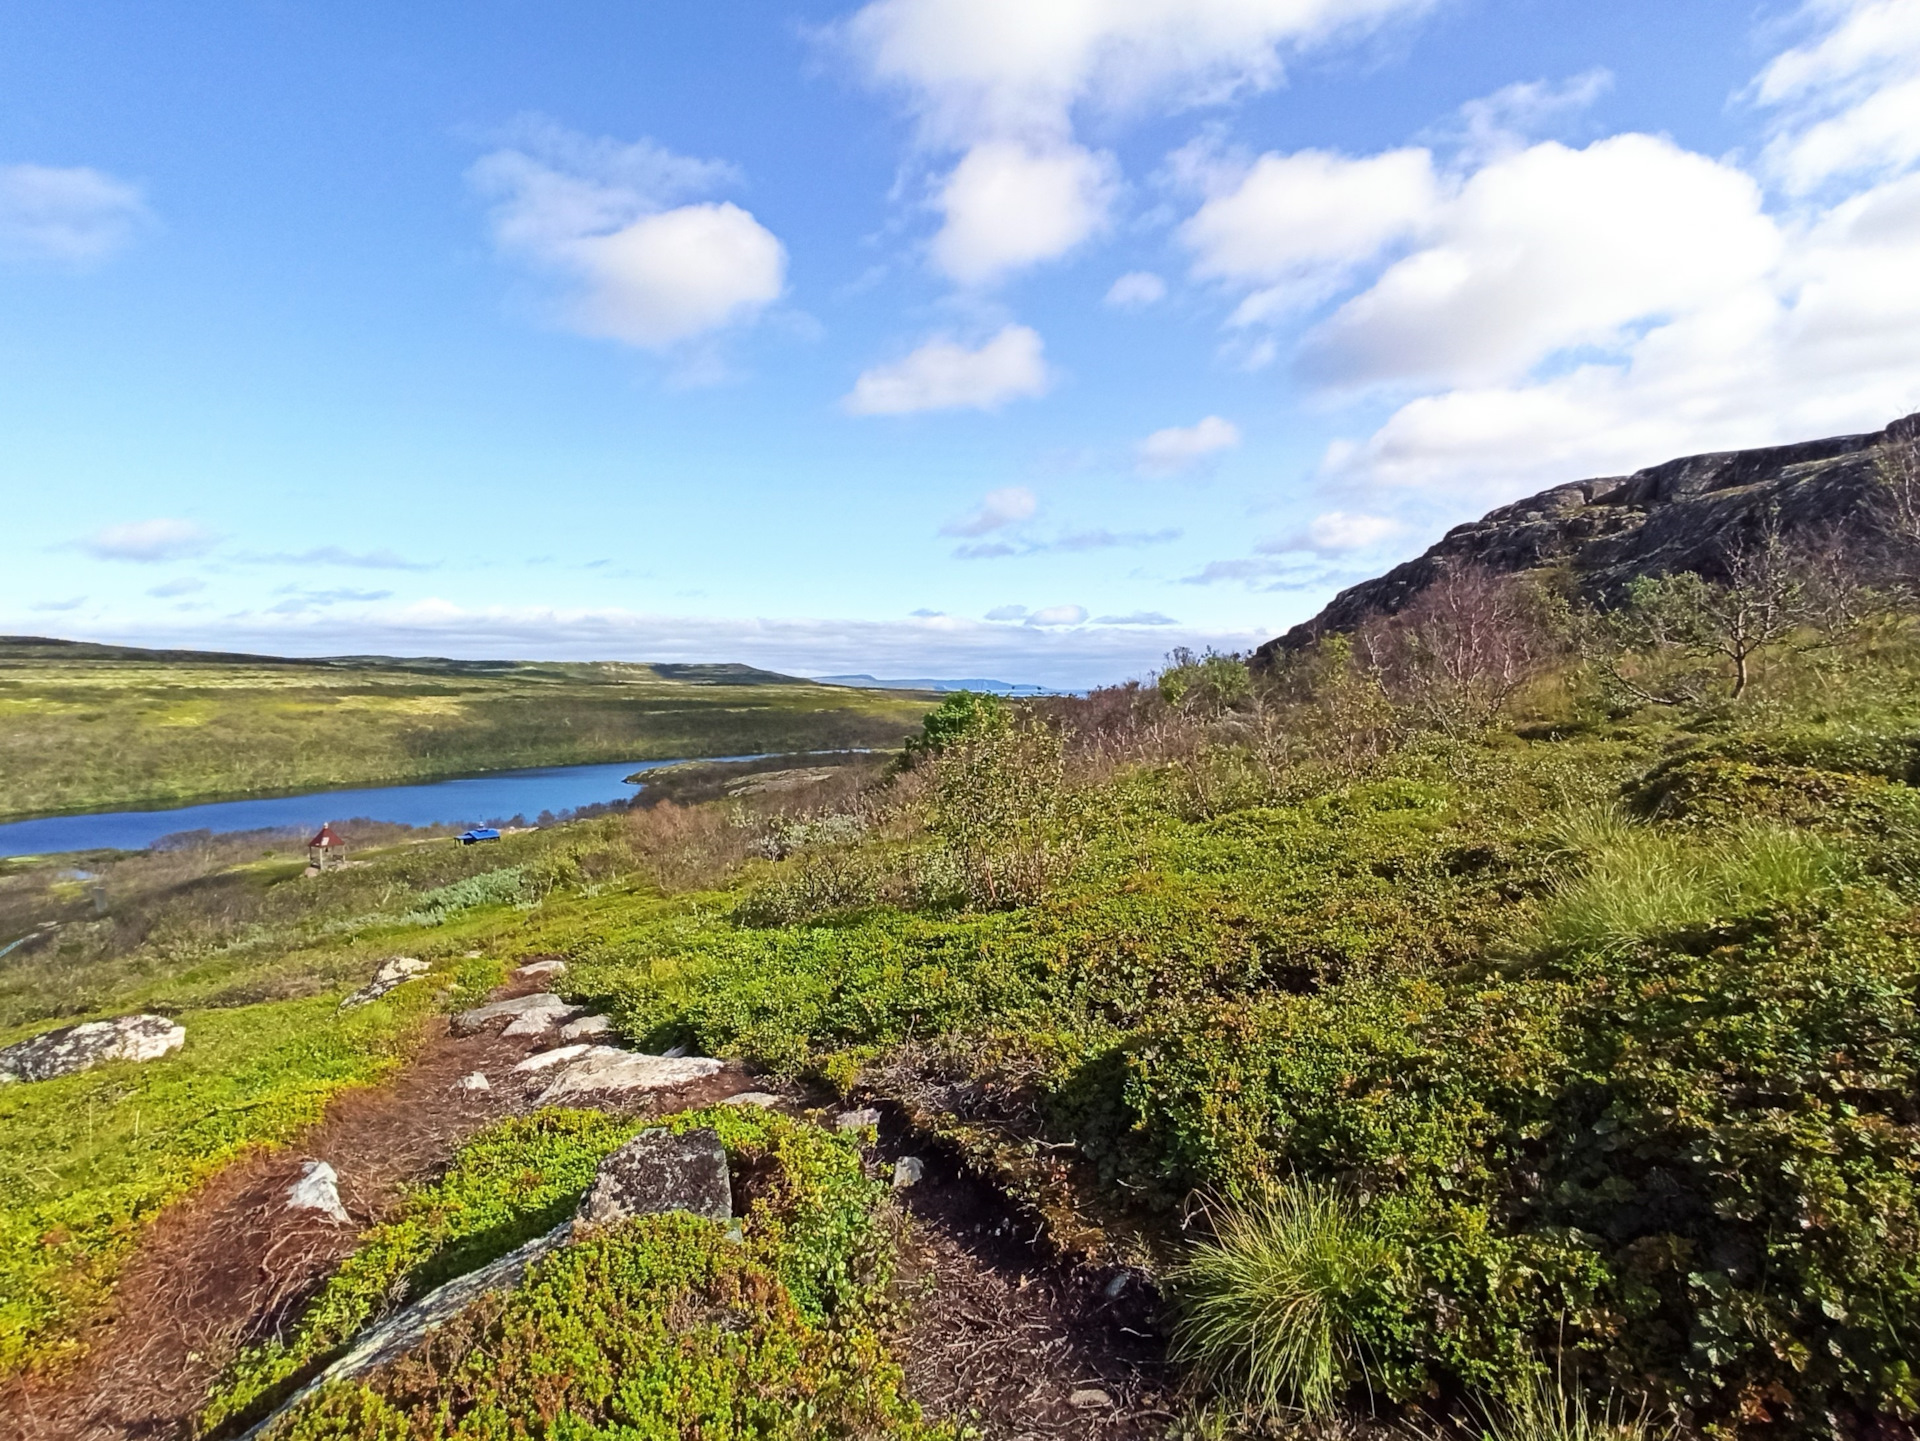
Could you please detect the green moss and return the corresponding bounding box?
[219,1107,945,1441]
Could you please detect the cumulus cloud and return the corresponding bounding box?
[1105,271,1167,308]
[0,163,151,266]
[932,141,1117,284]
[79,519,216,563]
[1262,511,1404,554]
[941,485,1039,536]
[1182,147,1439,321]
[1136,415,1241,476]
[1174,6,1920,505]
[840,0,1433,284]
[471,118,785,348]
[1755,0,1920,194]
[844,324,1050,414]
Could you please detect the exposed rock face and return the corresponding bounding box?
[576,1128,732,1226]
[339,956,429,1010]
[0,1013,185,1083]
[1259,411,1920,661]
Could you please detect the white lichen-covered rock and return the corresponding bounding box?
[892,1156,925,1189]
[510,1043,593,1074]
[533,1047,722,1104]
[286,1160,351,1224]
[455,1071,491,1093]
[835,1107,880,1132]
[499,1003,585,1038]
[721,1091,781,1108]
[0,1014,185,1084]
[339,956,429,1010]
[514,959,568,980]
[450,992,576,1037]
[558,1013,613,1042]
[577,1128,731,1226]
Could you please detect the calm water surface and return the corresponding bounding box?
[0,757,749,858]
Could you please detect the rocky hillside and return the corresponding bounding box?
[1259,410,1920,660]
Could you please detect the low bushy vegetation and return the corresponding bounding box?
[215,1106,946,1441]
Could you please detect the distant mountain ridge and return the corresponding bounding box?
[1258,410,1920,663]
[812,674,1055,696]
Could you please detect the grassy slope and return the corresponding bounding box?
[0,638,932,821]
[8,644,1920,1431]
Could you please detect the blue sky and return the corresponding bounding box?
[3,0,1918,688]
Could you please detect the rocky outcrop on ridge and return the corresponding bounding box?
[1258,411,1920,662]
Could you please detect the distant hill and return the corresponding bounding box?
[1259,410,1920,663]
[0,639,931,822]
[813,674,1055,696]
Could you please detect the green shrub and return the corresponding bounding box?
[235,1108,941,1440]
[1170,1183,1400,1416]
[200,1109,650,1434]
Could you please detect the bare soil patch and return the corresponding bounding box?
[877,1119,1174,1439]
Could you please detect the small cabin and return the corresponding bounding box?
[307,824,348,873]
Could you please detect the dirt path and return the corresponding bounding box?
[877,1124,1175,1439]
[0,976,754,1441]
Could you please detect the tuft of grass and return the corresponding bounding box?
[1474,1373,1667,1441]
[1169,1183,1399,1417]
[1531,811,1852,953]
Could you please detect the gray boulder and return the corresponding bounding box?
[0,1014,185,1084]
[578,1128,732,1225]
[450,992,577,1037]
[532,1047,723,1104]
[339,956,429,1010]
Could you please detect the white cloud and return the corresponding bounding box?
[471,119,785,349]
[1181,147,1438,321]
[841,0,1434,148]
[1452,69,1613,162]
[1262,511,1403,554]
[1136,415,1241,475]
[1300,134,1779,389]
[1093,610,1178,625]
[840,0,1434,284]
[0,163,150,266]
[1756,0,1920,194]
[29,596,86,613]
[1105,271,1167,307]
[941,485,1039,536]
[1027,604,1089,627]
[844,324,1051,414]
[932,141,1116,285]
[80,519,217,563]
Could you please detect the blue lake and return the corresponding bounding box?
[0,757,751,859]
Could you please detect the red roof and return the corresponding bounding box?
[309,825,345,848]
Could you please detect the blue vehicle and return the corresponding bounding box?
[458,827,502,845]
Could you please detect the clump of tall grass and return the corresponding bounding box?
[1169,1183,1397,1418]
[1531,807,1852,953]
[1472,1372,1668,1441]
